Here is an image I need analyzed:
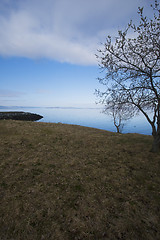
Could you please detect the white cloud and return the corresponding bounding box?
[0,0,151,65]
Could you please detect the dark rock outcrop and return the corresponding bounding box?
[0,112,43,121]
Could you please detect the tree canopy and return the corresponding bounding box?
[96,0,160,152]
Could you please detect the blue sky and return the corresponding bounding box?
[0,0,153,107]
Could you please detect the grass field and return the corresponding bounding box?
[0,120,160,240]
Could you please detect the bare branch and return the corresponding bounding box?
[96,0,160,151]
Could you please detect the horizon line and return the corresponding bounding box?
[0,105,103,110]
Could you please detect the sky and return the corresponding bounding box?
[0,0,154,108]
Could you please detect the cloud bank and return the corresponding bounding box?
[0,0,149,65]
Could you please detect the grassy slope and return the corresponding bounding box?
[0,120,160,240]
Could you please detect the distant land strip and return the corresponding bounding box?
[0,111,43,121]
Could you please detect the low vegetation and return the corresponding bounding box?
[0,120,160,239]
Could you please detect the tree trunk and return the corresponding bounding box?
[115,125,120,133]
[151,130,160,152]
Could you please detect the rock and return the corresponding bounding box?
[0,112,43,121]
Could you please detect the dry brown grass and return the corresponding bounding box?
[0,120,160,240]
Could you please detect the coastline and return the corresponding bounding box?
[0,111,43,121]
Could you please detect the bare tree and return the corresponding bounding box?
[96,0,160,152]
[108,105,125,133]
[103,97,133,133]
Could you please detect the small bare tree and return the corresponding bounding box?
[103,95,133,133]
[96,0,160,152]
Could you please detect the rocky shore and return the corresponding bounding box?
[0,111,43,121]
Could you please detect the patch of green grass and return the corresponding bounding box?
[0,120,159,240]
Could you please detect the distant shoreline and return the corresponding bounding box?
[0,106,103,110]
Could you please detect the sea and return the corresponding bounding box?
[0,106,152,135]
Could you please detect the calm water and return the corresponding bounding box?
[0,106,152,135]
